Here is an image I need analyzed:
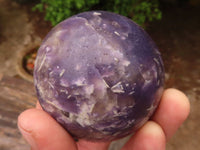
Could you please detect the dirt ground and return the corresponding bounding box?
[0,0,199,149]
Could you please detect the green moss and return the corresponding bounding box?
[33,0,162,26]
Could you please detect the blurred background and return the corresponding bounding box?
[0,0,199,149]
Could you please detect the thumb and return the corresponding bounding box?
[18,108,77,150]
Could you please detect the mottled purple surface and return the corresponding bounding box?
[34,11,165,141]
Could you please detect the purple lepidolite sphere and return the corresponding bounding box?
[34,11,165,141]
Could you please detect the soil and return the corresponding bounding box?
[146,4,200,150]
[0,0,199,150]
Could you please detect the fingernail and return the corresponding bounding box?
[18,125,38,150]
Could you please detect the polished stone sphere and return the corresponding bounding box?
[34,11,165,141]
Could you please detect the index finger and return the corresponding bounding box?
[152,88,190,140]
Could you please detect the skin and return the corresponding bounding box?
[18,88,190,150]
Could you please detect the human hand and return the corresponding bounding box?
[18,88,190,150]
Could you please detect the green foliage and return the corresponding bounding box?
[33,0,162,26]
[132,1,162,25]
